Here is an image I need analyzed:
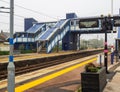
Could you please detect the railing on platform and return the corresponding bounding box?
[14,37,35,43]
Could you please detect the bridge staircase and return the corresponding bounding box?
[39,19,70,53]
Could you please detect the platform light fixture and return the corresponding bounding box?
[0,6,10,13]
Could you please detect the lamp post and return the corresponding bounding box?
[111,0,114,52]
[102,16,109,73]
[111,0,115,65]
[0,0,15,91]
[111,0,113,15]
[8,0,15,92]
[104,26,108,73]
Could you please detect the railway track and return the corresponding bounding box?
[0,49,103,80]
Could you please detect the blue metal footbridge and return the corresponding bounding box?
[13,13,119,53]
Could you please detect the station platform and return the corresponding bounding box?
[0,49,101,63]
[0,54,99,92]
[103,62,120,92]
[0,51,78,63]
[0,51,118,92]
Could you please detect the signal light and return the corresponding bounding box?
[101,17,113,31]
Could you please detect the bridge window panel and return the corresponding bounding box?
[71,26,75,30]
[49,42,52,49]
[52,41,54,47]
[76,26,80,30]
[14,38,16,43]
[67,26,70,31]
[63,31,65,35]
[70,21,74,26]
[64,27,67,33]
[28,38,31,42]
[35,29,42,37]
[98,19,102,28]
[58,35,60,40]
[54,38,56,43]
[18,38,22,42]
[60,34,62,39]
[76,20,79,25]
[62,33,64,37]
[23,38,27,42]
[47,45,51,53]
[61,33,63,38]
[56,37,58,43]
[53,38,55,43]
[55,37,57,43]
[41,27,45,31]
[16,33,20,37]
[65,26,69,32]
[64,28,66,32]
[32,38,35,42]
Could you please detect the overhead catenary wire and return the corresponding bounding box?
[0,0,60,32]
[0,0,59,20]
[14,14,26,19]
[0,21,24,28]
[0,14,24,21]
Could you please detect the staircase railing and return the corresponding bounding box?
[47,20,70,53]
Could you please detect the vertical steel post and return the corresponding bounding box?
[111,0,113,15]
[37,41,39,53]
[100,54,102,67]
[7,0,15,92]
[104,30,108,73]
[78,34,80,50]
[115,39,119,62]
[57,40,59,52]
[111,0,114,64]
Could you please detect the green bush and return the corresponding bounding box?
[21,49,36,54]
[0,50,36,55]
[19,44,24,51]
[76,88,82,92]
[52,45,62,52]
[85,63,101,73]
[0,51,9,55]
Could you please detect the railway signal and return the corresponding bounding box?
[101,17,113,31]
[79,15,120,73]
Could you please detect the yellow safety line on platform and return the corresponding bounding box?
[15,57,97,92]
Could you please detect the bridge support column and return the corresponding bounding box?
[72,33,77,50]
[62,32,78,51]
[56,40,59,52]
[77,34,80,50]
[62,32,70,50]
[37,41,39,53]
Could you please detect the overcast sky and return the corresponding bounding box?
[0,0,120,44]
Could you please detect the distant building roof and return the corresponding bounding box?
[0,37,4,42]
[0,30,10,41]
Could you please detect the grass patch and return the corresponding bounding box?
[76,88,82,92]
[0,51,9,55]
[21,49,36,54]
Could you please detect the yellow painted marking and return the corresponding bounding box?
[14,57,97,92]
